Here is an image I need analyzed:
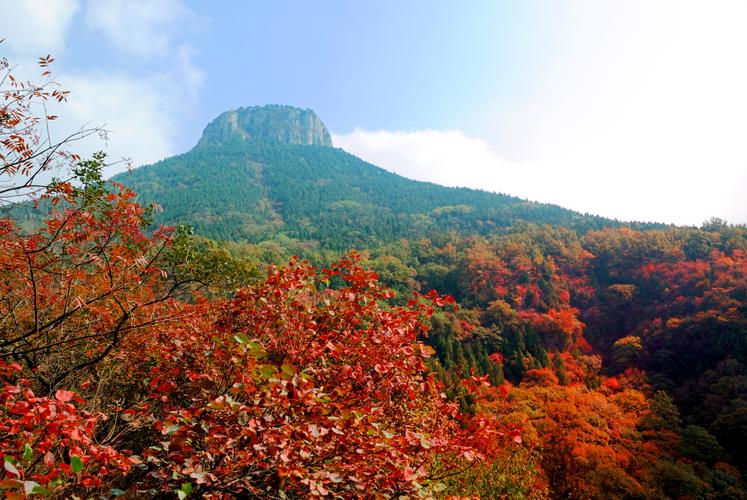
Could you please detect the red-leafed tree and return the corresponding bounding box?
[0,361,131,497]
[112,255,498,497]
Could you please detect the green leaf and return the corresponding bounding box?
[281,364,295,377]
[70,456,83,473]
[258,365,277,379]
[22,444,33,462]
[30,483,53,496]
[181,482,193,495]
[110,489,126,496]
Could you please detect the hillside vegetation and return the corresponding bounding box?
[114,106,631,249]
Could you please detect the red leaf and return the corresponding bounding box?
[55,389,75,402]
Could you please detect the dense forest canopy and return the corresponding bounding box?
[1,51,746,499]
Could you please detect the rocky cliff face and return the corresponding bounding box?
[196,105,333,148]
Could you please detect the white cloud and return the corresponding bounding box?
[333,130,501,189]
[332,129,510,191]
[333,123,745,226]
[84,0,197,58]
[332,129,604,217]
[51,46,205,172]
[48,71,181,174]
[488,0,747,225]
[0,0,79,54]
[44,0,205,172]
[338,2,747,226]
[176,44,205,98]
[0,0,206,177]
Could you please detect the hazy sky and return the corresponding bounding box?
[2,1,745,225]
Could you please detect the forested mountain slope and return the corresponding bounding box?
[113,105,631,248]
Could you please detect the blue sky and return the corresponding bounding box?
[2,1,746,225]
[62,1,563,150]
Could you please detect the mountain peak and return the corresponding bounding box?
[196,105,333,148]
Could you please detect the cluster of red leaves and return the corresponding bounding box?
[112,254,497,497]
[635,250,745,322]
[0,361,130,498]
[514,308,585,354]
[0,181,196,497]
[462,238,593,314]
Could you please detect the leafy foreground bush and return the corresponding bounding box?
[115,255,500,497]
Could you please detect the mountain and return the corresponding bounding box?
[113,105,629,248]
[196,105,333,148]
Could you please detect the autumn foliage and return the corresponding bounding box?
[2,47,747,498]
[104,256,497,497]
